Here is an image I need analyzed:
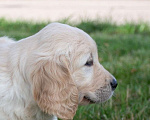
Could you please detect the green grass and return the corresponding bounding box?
[0,18,150,120]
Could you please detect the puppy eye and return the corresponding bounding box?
[85,60,93,67]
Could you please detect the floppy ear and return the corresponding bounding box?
[31,56,78,119]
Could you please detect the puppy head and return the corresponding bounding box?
[69,40,117,105]
[28,23,117,119]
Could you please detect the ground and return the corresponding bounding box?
[0,19,150,120]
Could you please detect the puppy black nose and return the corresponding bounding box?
[110,78,118,90]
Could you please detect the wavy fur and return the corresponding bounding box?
[0,23,116,120]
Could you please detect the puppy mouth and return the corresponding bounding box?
[83,96,95,104]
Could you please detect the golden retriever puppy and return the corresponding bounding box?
[0,23,117,120]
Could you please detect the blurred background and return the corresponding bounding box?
[0,0,150,120]
[0,0,150,23]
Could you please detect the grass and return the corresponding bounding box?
[0,18,150,120]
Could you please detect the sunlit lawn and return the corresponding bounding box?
[0,18,149,120]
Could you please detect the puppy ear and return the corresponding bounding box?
[31,56,78,119]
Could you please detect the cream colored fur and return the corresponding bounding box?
[0,23,115,120]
